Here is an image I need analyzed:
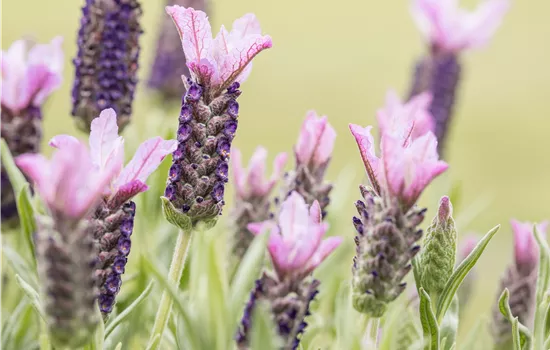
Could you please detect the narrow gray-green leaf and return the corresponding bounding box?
[436,225,500,322]
[3,243,37,288]
[2,301,29,349]
[105,281,154,337]
[15,275,44,320]
[114,342,122,350]
[91,304,104,350]
[1,138,29,194]
[17,184,37,263]
[419,288,439,350]
[439,296,458,350]
[412,256,422,295]
[534,224,550,349]
[498,288,532,350]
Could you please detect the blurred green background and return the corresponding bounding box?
[3,0,550,337]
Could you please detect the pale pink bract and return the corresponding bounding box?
[1,37,64,113]
[295,111,336,168]
[165,6,272,90]
[231,146,287,199]
[411,0,510,52]
[247,192,342,278]
[510,219,548,271]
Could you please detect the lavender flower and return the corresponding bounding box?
[50,109,176,314]
[1,37,63,222]
[491,220,547,347]
[161,6,272,230]
[236,193,342,349]
[408,0,510,154]
[348,99,447,317]
[71,0,143,131]
[148,0,208,100]
[281,111,336,217]
[229,147,287,266]
[16,142,119,347]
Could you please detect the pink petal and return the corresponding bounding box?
[380,134,407,198]
[114,137,177,190]
[166,6,217,83]
[349,124,381,189]
[109,179,148,208]
[1,40,30,111]
[247,147,268,196]
[304,236,343,274]
[278,192,310,241]
[295,113,315,164]
[295,111,335,167]
[89,108,124,171]
[308,200,323,225]
[49,134,79,149]
[230,13,262,37]
[16,153,53,204]
[266,230,294,274]
[28,36,64,106]
[313,118,336,166]
[511,219,538,269]
[265,152,288,194]
[230,147,247,199]
[459,0,510,50]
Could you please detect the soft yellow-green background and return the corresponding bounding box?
[3,0,550,334]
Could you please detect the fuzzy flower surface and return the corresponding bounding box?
[411,0,510,52]
[166,6,272,94]
[1,37,64,113]
[248,192,342,279]
[49,108,178,207]
[295,111,337,169]
[231,146,287,200]
[349,107,447,209]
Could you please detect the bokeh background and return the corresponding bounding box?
[3,0,550,338]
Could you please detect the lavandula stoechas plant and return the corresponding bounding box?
[50,109,177,315]
[408,0,509,154]
[1,37,63,223]
[71,0,143,131]
[148,0,208,100]
[457,235,479,307]
[16,142,119,347]
[491,220,547,348]
[230,147,287,267]
[281,111,336,217]
[161,6,272,229]
[150,7,272,348]
[236,192,342,349]
[349,91,448,317]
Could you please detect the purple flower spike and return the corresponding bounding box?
[162,6,271,230]
[71,0,143,131]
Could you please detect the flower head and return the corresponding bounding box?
[1,37,64,113]
[49,108,177,208]
[248,192,342,279]
[411,0,510,52]
[166,6,272,93]
[16,141,116,220]
[295,111,336,169]
[510,219,548,274]
[231,146,287,199]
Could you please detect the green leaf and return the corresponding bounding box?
[439,296,458,350]
[160,196,192,231]
[2,300,30,349]
[91,304,104,350]
[1,138,30,194]
[2,244,38,289]
[17,184,37,263]
[249,302,282,350]
[105,281,154,338]
[15,275,44,320]
[534,224,550,349]
[498,288,532,350]
[141,256,198,349]
[114,342,123,350]
[419,288,439,350]
[412,256,422,295]
[229,232,268,326]
[435,225,500,322]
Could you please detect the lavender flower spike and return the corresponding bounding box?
[50,108,177,315]
[281,111,336,217]
[148,0,208,101]
[491,220,547,347]
[71,0,143,131]
[229,147,287,265]
[1,37,64,223]
[349,107,447,316]
[162,6,272,230]
[408,0,510,154]
[16,142,119,347]
[237,192,342,349]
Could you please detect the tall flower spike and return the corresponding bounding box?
[237,192,342,349]
[281,111,336,217]
[71,0,143,131]
[419,196,457,300]
[148,0,209,100]
[229,147,287,268]
[162,6,272,230]
[349,110,447,316]
[1,37,64,223]
[408,0,510,154]
[491,220,547,347]
[16,142,118,347]
[50,108,177,315]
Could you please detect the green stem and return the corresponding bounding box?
[366,317,380,349]
[39,320,51,350]
[146,229,193,350]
